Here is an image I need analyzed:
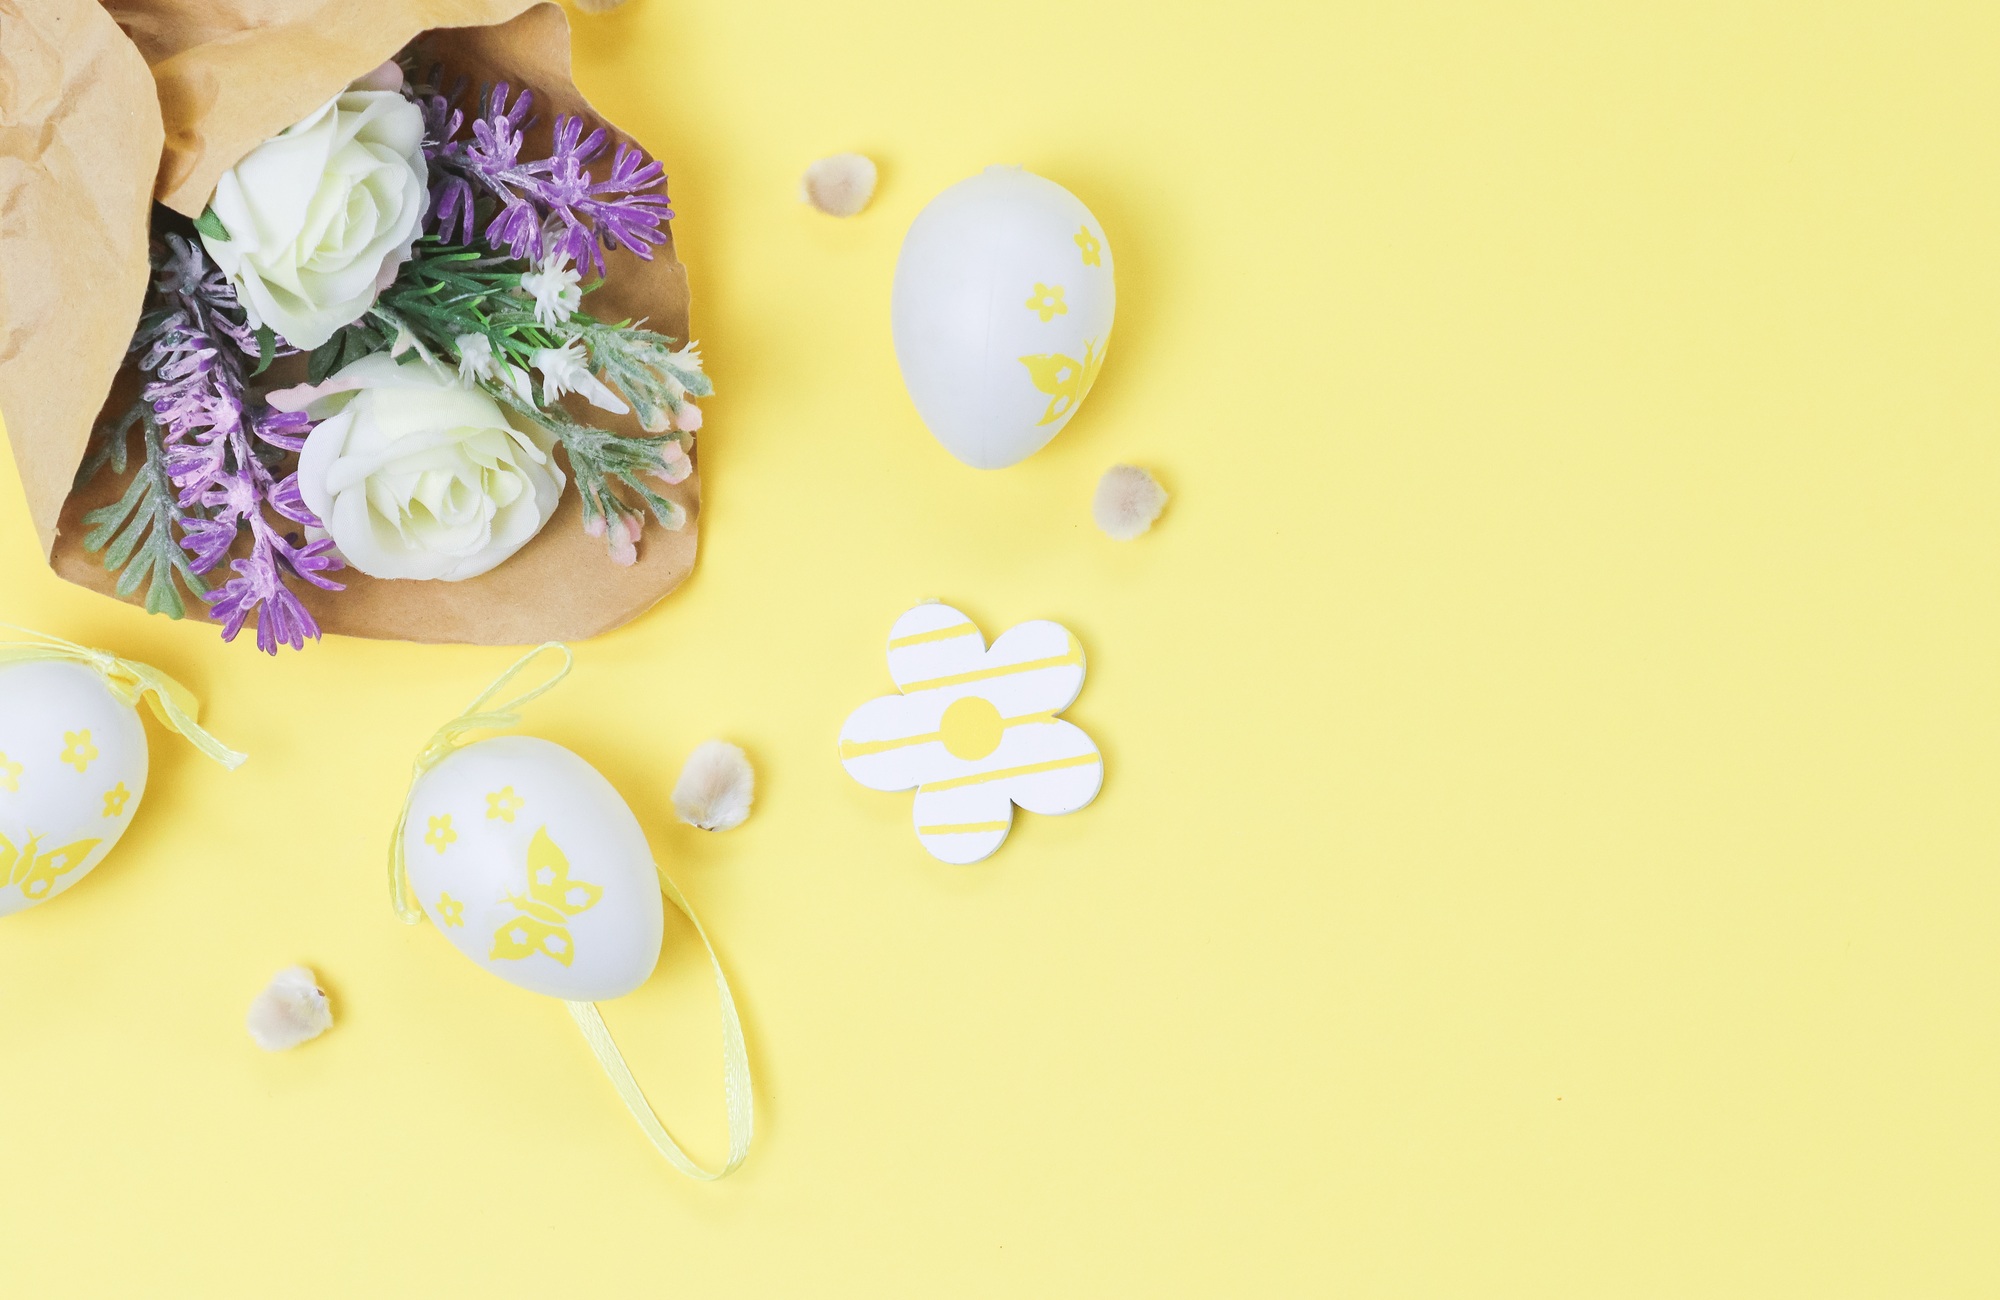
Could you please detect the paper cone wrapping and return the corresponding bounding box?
[1,1,701,645]
[0,0,163,557]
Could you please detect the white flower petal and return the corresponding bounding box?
[838,692,948,792]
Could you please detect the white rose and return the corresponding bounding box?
[201,90,428,349]
[296,354,566,581]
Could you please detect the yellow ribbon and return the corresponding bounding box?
[387,642,574,923]
[0,625,246,769]
[565,870,755,1181]
[388,643,754,1180]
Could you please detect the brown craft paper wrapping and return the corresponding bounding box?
[0,0,163,557]
[1,1,701,645]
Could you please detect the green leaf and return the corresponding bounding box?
[83,474,146,555]
[82,414,207,618]
[74,401,142,489]
[252,324,277,376]
[307,335,344,384]
[192,207,230,242]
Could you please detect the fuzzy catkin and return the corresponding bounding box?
[1093,464,1169,540]
[246,966,333,1051]
[674,740,756,831]
[800,154,878,217]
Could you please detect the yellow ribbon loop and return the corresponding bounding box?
[565,871,756,1180]
[387,642,574,923]
[0,624,246,770]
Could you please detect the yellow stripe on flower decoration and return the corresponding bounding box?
[887,621,979,649]
[837,709,1058,760]
[917,752,1102,793]
[898,638,1083,693]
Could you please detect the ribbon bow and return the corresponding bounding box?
[387,642,573,923]
[0,625,245,769]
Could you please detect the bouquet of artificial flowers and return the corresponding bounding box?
[0,1,707,652]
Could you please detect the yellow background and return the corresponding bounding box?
[3,1,1997,1294]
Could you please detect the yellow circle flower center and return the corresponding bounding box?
[939,695,1005,760]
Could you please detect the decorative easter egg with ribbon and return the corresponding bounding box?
[1,628,243,918]
[388,646,752,1181]
[402,736,663,1001]
[892,166,1115,469]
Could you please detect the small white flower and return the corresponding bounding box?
[519,255,582,327]
[455,332,536,405]
[533,342,629,415]
[455,332,494,384]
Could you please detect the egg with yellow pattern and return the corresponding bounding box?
[0,661,149,918]
[892,165,1116,469]
[403,736,664,1000]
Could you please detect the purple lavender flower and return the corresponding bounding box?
[415,79,673,275]
[135,236,343,653]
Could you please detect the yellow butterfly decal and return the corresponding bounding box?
[489,826,602,968]
[0,830,103,902]
[1018,336,1109,427]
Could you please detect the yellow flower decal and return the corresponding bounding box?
[486,786,526,823]
[60,731,98,774]
[102,783,131,818]
[425,814,457,854]
[1024,283,1067,322]
[0,751,21,793]
[1074,226,1101,266]
[436,893,466,928]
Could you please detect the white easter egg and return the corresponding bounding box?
[892,165,1116,469]
[0,661,149,918]
[403,736,664,1001]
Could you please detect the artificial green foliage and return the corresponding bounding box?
[73,399,137,490]
[572,319,712,435]
[489,386,687,536]
[252,325,278,376]
[80,409,207,619]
